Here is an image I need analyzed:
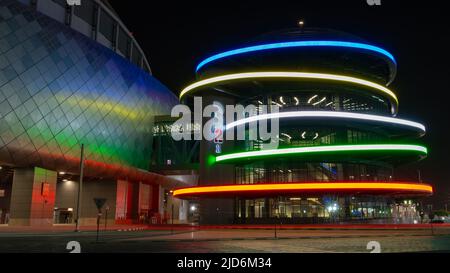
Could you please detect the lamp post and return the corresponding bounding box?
[104,206,109,231]
[171,204,174,234]
[75,144,85,232]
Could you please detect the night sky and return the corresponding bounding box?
[109,0,449,208]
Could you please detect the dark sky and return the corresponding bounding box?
[109,0,449,208]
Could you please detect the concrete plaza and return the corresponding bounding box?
[1,224,450,253]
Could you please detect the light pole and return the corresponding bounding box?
[171,204,174,234]
[104,205,109,231]
[75,144,85,232]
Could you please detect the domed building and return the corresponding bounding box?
[0,0,189,226]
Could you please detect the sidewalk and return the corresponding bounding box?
[0,223,147,233]
[127,225,450,242]
[145,223,450,231]
[1,223,449,234]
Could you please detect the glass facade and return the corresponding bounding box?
[236,163,393,184]
[239,127,389,153]
[0,0,178,174]
[241,91,391,116]
[151,118,200,167]
[234,196,420,224]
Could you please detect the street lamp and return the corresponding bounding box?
[75,144,85,232]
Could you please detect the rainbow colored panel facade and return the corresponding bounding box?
[0,0,178,175]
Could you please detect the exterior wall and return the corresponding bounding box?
[16,0,152,72]
[114,180,164,224]
[55,178,118,226]
[165,174,198,188]
[0,171,12,224]
[9,167,57,226]
[197,95,235,224]
[125,181,138,220]
[114,179,127,220]
[138,182,150,216]
[164,174,197,223]
[0,1,178,176]
[55,179,77,213]
[179,199,188,222]
[36,0,65,23]
[71,13,92,38]
[167,197,189,224]
[151,184,164,216]
[78,179,117,226]
[97,32,112,48]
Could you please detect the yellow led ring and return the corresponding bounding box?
[179,72,399,114]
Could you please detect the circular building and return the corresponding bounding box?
[175,27,432,225]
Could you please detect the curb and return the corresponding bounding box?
[130,233,450,243]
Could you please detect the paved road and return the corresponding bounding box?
[1,228,450,253]
[0,226,450,253]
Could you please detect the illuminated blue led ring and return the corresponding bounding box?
[196,41,396,72]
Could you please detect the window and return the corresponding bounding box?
[99,9,115,42]
[131,43,142,67]
[118,27,130,57]
[74,0,95,25]
[52,0,67,7]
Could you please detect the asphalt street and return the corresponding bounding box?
[1,228,449,253]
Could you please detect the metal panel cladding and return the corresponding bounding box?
[0,0,178,173]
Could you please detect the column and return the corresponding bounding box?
[9,167,57,226]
